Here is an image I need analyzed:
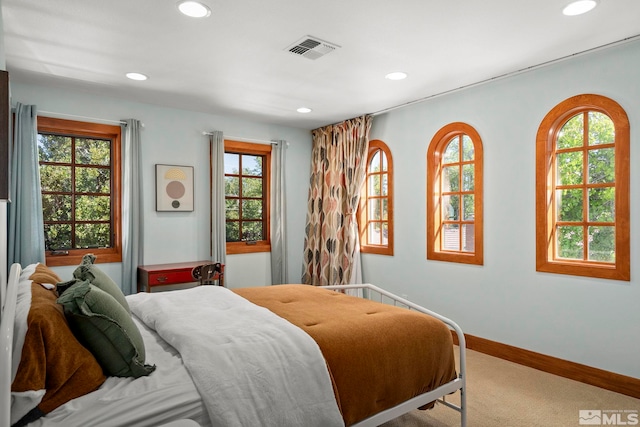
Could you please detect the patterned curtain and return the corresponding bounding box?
[302,115,372,286]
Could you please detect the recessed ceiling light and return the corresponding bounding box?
[297,107,312,114]
[177,1,211,18]
[562,0,598,16]
[385,72,408,81]
[126,72,148,81]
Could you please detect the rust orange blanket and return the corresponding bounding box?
[234,284,457,426]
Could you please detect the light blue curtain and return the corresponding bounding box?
[121,119,143,295]
[209,131,226,267]
[270,140,288,284]
[8,103,45,266]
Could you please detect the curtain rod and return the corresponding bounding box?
[36,110,144,127]
[202,132,285,146]
[370,33,640,117]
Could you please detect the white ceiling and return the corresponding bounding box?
[2,0,640,130]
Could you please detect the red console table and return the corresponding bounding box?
[137,260,224,292]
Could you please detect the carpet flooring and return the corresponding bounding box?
[381,348,640,427]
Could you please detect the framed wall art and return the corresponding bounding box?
[155,164,194,212]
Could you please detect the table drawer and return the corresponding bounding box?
[148,269,194,286]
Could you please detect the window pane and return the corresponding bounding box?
[226,222,240,242]
[380,151,388,172]
[40,165,71,192]
[369,151,380,173]
[442,165,459,192]
[588,112,614,146]
[444,195,459,221]
[556,151,583,185]
[588,226,615,262]
[368,174,380,196]
[587,148,614,184]
[462,224,475,252]
[462,135,474,161]
[381,174,388,196]
[76,223,110,248]
[76,167,110,193]
[76,195,110,221]
[225,176,239,196]
[369,198,380,220]
[42,194,71,221]
[381,198,388,220]
[242,199,262,220]
[44,224,71,250]
[368,222,381,245]
[462,164,474,191]
[556,225,584,260]
[224,153,239,174]
[443,138,459,164]
[76,138,110,165]
[557,114,584,149]
[556,189,583,222]
[242,155,262,176]
[242,221,263,241]
[589,187,615,222]
[442,224,460,251]
[226,199,239,219]
[38,134,71,163]
[381,223,389,245]
[242,177,262,197]
[462,195,474,220]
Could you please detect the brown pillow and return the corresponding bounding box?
[11,283,106,424]
[28,263,61,288]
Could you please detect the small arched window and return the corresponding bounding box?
[359,139,393,255]
[427,123,483,265]
[536,94,629,280]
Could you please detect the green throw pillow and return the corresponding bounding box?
[73,253,130,313]
[57,280,155,378]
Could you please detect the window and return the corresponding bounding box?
[359,139,394,255]
[224,140,271,254]
[536,94,629,280]
[427,122,483,265]
[37,117,122,266]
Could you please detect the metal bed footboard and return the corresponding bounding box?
[320,283,467,427]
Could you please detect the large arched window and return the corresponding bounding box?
[358,139,393,255]
[427,123,483,265]
[536,94,629,280]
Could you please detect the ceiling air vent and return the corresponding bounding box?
[285,36,340,60]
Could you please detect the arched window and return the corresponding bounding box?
[536,94,629,280]
[359,140,393,255]
[427,123,483,265]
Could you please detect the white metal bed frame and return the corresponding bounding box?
[321,284,467,427]
[1,266,466,427]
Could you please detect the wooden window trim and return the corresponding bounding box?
[359,139,394,256]
[427,122,484,265]
[224,140,271,255]
[38,117,122,266]
[535,94,630,280]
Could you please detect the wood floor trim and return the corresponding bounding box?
[451,332,640,399]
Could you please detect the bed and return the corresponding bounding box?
[1,262,467,427]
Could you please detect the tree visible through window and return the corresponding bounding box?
[37,117,122,266]
[359,139,393,255]
[427,123,483,265]
[536,94,629,280]
[224,140,271,254]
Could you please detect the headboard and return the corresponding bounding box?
[1,263,21,427]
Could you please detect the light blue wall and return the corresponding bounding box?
[365,39,640,378]
[9,82,313,288]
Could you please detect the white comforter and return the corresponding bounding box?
[127,286,344,427]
